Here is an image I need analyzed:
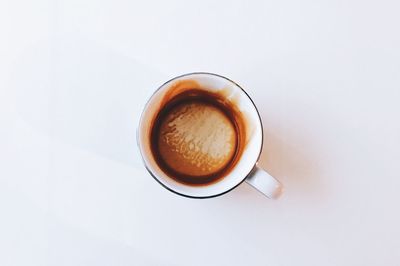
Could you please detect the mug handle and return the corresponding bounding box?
[245,165,283,199]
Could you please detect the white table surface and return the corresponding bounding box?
[1,0,400,265]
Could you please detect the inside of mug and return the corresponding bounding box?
[138,73,263,198]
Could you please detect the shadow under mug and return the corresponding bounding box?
[137,72,283,199]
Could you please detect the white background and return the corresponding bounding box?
[1,0,400,265]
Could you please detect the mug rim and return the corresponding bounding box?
[137,72,264,199]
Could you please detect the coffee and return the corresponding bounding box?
[150,88,245,186]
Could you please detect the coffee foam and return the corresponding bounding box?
[157,101,237,177]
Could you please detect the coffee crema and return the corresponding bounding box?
[150,86,246,186]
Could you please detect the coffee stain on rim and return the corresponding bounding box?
[149,79,253,186]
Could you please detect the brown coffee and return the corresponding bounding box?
[150,87,245,186]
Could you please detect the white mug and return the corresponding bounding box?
[137,72,283,199]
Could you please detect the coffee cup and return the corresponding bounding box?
[138,72,283,199]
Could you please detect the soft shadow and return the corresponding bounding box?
[12,34,165,167]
